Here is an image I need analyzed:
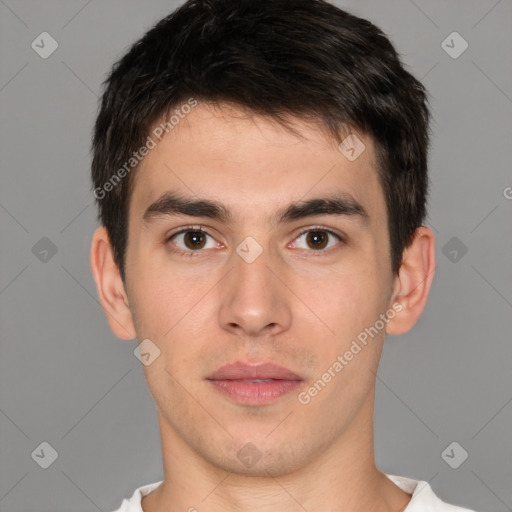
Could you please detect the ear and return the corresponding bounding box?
[386,226,436,335]
[90,226,136,340]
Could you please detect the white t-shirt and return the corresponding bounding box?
[110,473,477,511]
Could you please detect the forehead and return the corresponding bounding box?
[130,102,386,226]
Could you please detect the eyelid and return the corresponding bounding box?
[291,225,346,252]
[294,225,345,243]
[166,224,208,240]
[166,225,222,256]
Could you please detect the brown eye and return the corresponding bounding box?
[168,228,218,252]
[183,231,207,249]
[306,230,329,249]
[293,228,342,251]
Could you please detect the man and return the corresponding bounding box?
[90,0,477,510]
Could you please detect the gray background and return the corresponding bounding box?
[1,0,511,511]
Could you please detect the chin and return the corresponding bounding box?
[202,435,311,478]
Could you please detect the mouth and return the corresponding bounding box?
[206,362,303,405]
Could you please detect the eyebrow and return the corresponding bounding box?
[142,191,369,226]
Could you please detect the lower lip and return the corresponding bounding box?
[208,379,302,405]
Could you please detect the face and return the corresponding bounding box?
[123,102,398,476]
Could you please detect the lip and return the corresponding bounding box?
[208,362,302,381]
[206,362,303,405]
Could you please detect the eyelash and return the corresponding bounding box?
[165,225,344,257]
[293,226,345,255]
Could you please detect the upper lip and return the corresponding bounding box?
[207,362,302,381]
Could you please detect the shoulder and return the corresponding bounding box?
[385,474,477,512]
[109,480,163,512]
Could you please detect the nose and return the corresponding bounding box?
[218,242,292,338]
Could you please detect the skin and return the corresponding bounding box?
[91,102,435,512]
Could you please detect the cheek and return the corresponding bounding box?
[301,271,387,399]
[127,251,207,333]
[306,266,384,342]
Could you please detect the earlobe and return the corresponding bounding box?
[386,226,436,335]
[90,226,137,340]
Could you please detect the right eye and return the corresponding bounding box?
[167,227,222,255]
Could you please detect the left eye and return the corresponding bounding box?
[292,229,342,250]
